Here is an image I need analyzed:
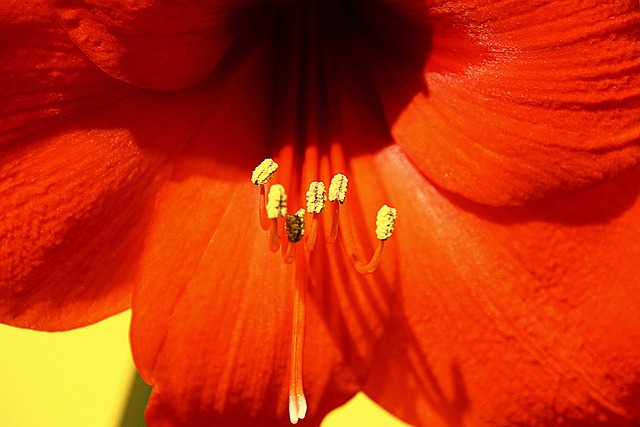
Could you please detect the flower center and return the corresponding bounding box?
[251,158,397,423]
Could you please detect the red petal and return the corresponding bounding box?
[0,112,153,329]
[0,0,136,143]
[0,2,226,329]
[388,0,640,205]
[50,0,261,90]
[0,82,220,329]
[364,146,640,426]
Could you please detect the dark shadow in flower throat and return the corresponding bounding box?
[323,0,434,133]
[215,0,437,180]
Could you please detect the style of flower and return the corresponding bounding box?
[1,1,640,426]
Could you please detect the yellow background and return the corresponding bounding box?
[0,311,411,427]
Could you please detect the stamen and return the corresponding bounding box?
[304,182,326,251]
[266,184,287,252]
[355,205,397,274]
[328,173,348,204]
[326,174,347,244]
[251,158,279,186]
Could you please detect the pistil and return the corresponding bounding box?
[289,253,308,424]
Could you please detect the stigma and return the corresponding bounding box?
[250,158,398,424]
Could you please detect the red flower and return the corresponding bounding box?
[2,0,640,426]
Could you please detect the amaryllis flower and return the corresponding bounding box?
[1,0,640,426]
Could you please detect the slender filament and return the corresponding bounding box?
[259,186,270,231]
[326,201,340,244]
[283,240,296,264]
[269,219,280,252]
[355,240,385,274]
[304,213,319,252]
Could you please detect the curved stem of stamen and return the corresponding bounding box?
[304,213,319,252]
[355,240,384,274]
[259,186,270,231]
[283,240,296,264]
[326,202,340,244]
[269,219,280,253]
[289,257,308,424]
[338,206,384,275]
[337,202,357,258]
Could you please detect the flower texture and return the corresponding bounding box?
[2,0,640,426]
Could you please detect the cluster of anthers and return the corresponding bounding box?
[251,158,397,425]
[251,158,397,271]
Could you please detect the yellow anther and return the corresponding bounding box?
[375,205,397,240]
[266,184,287,219]
[251,158,279,185]
[328,174,348,204]
[305,181,326,214]
[285,209,306,243]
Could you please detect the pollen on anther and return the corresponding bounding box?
[328,174,348,203]
[251,158,279,185]
[266,184,287,219]
[305,181,326,214]
[286,209,305,243]
[375,205,397,240]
